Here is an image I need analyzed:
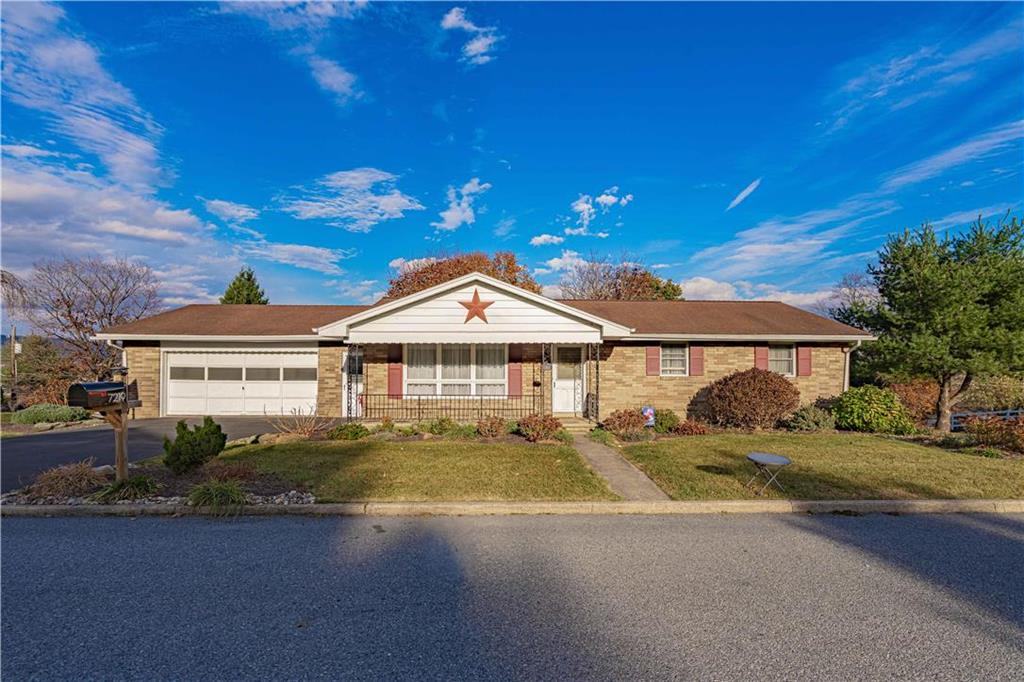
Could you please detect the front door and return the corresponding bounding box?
[552,345,584,414]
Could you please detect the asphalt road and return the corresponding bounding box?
[1,417,274,492]
[3,514,1022,680]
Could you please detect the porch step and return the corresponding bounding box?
[558,417,595,435]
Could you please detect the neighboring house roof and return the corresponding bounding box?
[561,300,869,338]
[100,304,370,338]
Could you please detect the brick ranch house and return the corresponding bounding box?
[96,272,872,423]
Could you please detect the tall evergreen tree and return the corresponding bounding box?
[220,267,269,304]
[834,214,1024,431]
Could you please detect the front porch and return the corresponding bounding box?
[342,343,603,423]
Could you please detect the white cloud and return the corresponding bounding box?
[540,284,562,299]
[529,234,565,246]
[2,2,163,190]
[681,276,833,311]
[432,177,492,231]
[323,278,382,305]
[220,1,364,108]
[929,203,1019,229]
[570,194,596,230]
[153,264,223,306]
[826,19,1023,132]
[880,119,1024,191]
[202,198,260,224]
[280,168,425,232]
[306,55,360,105]
[493,216,516,238]
[566,186,631,237]
[440,7,502,66]
[1,143,63,159]
[725,177,762,211]
[388,256,439,273]
[534,249,585,276]
[235,240,356,275]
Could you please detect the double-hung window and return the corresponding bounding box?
[405,344,507,396]
[768,345,795,376]
[660,344,688,376]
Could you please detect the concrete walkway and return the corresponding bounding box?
[572,437,669,501]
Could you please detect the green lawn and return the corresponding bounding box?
[220,439,617,502]
[621,433,1024,500]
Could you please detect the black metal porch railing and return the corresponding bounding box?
[354,393,543,422]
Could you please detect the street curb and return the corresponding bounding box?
[2,499,1022,517]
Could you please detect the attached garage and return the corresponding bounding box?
[164,350,318,416]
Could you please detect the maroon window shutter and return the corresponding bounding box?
[508,345,523,397]
[754,346,769,370]
[689,345,704,376]
[646,346,661,376]
[387,344,403,398]
[797,346,812,376]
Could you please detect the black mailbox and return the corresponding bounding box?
[67,381,140,410]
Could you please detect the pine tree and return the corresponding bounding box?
[220,267,269,304]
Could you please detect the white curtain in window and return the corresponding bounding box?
[661,345,687,375]
[441,345,471,379]
[407,345,437,380]
[768,346,794,374]
[475,344,505,380]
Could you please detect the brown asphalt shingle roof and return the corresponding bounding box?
[101,304,370,336]
[561,300,869,336]
[100,300,868,338]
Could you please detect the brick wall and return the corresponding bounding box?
[598,342,848,417]
[317,344,344,417]
[124,342,160,418]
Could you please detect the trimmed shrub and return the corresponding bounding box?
[963,416,1024,453]
[831,386,916,435]
[163,417,228,474]
[653,408,680,434]
[477,415,507,438]
[27,459,107,500]
[11,403,89,425]
[188,479,247,513]
[704,368,800,429]
[516,414,562,442]
[670,419,709,436]
[327,422,370,441]
[447,423,479,439]
[888,380,939,423]
[783,405,836,432]
[91,475,160,503]
[602,409,647,440]
[424,417,457,436]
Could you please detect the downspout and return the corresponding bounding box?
[105,339,127,373]
[842,340,862,392]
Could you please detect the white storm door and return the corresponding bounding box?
[552,345,584,413]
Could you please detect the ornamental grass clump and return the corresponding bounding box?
[653,409,680,434]
[704,368,800,429]
[326,422,370,441]
[27,459,108,500]
[91,475,160,504]
[783,404,836,432]
[11,403,89,425]
[830,386,916,435]
[188,479,247,514]
[163,417,228,474]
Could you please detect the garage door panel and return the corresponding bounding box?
[165,351,318,416]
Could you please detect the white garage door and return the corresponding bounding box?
[165,351,318,416]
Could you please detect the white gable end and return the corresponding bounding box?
[341,282,604,343]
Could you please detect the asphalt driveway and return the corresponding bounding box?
[3,514,1022,680]
[1,417,275,492]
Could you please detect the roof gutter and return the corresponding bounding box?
[93,334,324,342]
[625,333,876,342]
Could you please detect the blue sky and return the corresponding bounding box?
[2,2,1022,308]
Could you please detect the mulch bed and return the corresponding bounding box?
[132,461,306,497]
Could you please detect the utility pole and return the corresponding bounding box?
[9,323,16,408]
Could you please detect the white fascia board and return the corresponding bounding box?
[315,271,633,338]
[93,334,324,342]
[624,333,876,342]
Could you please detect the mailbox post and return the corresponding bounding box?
[67,380,141,482]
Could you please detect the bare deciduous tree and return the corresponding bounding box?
[18,257,163,378]
[558,253,683,300]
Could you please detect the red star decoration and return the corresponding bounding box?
[459,288,494,324]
